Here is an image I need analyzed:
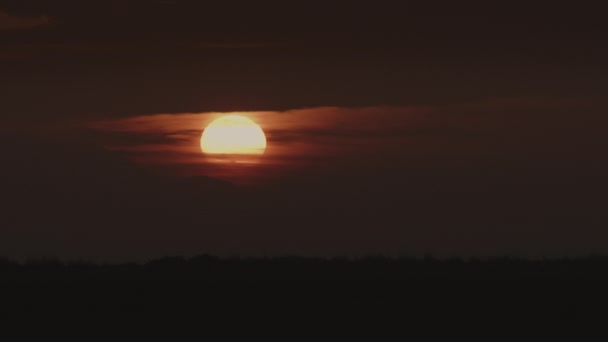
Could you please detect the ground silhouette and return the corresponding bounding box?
[1,255,608,322]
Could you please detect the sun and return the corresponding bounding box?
[200,115,267,155]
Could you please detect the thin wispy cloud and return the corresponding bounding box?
[0,10,52,31]
[84,96,608,183]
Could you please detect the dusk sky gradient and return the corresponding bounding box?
[1,1,606,261]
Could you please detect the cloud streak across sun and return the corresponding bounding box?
[87,107,421,181]
[85,97,607,185]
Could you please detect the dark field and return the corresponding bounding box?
[2,255,607,322]
[4,255,608,281]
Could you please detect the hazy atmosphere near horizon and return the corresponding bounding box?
[1,1,607,262]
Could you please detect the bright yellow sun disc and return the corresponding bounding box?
[201,115,267,155]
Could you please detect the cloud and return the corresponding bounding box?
[84,97,608,190]
[0,10,51,30]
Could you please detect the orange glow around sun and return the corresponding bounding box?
[200,115,267,155]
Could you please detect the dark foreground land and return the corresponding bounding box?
[2,256,608,322]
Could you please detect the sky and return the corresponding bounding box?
[0,1,607,261]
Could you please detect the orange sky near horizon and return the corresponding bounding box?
[88,106,433,183]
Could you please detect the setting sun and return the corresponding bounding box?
[200,115,267,155]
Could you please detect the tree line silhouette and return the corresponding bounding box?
[2,255,608,320]
[2,254,608,282]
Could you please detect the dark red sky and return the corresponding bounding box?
[0,1,607,261]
